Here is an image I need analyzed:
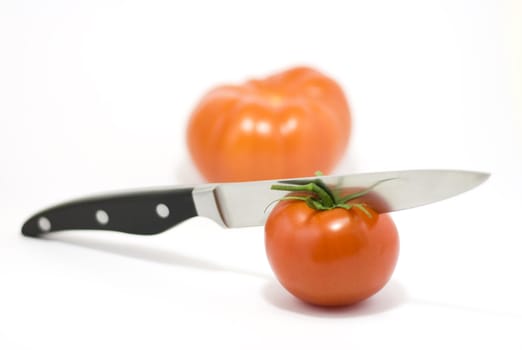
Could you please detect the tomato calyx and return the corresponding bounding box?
[270,177,395,218]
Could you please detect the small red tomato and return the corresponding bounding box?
[186,66,351,182]
[265,183,399,307]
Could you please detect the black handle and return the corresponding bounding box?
[22,187,197,237]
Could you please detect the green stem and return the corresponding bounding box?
[312,178,339,203]
[271,183,335,208]
[354,203,372,218]
[337,178,397,203]
[270,175,397,216]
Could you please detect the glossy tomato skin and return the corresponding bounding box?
[265,200,399,306]
[187,66,351,182]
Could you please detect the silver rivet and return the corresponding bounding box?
[95,210,109,225]
[156,203,169,218]
[38,217,51,232]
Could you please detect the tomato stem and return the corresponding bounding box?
[337,178,397,203]
[270,176,397,214]
[270,183,335,208]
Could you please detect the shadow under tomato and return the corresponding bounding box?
[262,279,408,318]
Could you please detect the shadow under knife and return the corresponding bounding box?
[37,233,410,318]
[41,233,272,280]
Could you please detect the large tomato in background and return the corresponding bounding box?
[186,66,351,182]
[265,181,399,306]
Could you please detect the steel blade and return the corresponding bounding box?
[204,169,489,228]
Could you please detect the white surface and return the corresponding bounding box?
[1,1,522,349]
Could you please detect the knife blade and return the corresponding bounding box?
[21,169,489,237]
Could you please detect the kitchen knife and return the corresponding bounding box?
[21,169,489,237]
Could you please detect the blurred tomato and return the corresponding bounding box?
[186,66,351,182]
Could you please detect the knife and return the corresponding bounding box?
[21,169,489,237]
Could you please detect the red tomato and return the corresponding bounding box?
[265,191,399,306]
[186,66,351,182]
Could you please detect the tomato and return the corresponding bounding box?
[264,181,399,306]
[186,66,351,182]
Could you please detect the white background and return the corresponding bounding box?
[1,0,522,349]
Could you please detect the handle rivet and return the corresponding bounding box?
[38,217,51,232]
[156,203,170,218]
[95,210,109,225]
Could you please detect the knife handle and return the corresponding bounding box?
[21,188,197,237]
